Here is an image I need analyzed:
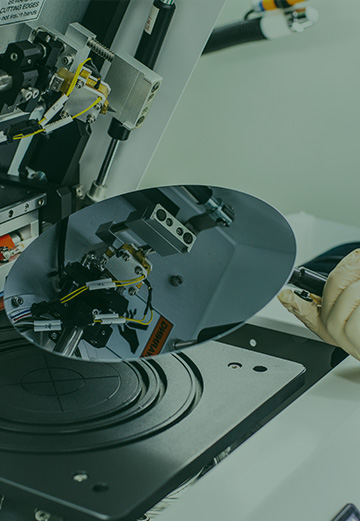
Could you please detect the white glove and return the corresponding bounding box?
[278,249,360,361]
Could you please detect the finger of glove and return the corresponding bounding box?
[344,305,360,361]
[321,249,360,324]
[278,289,337,345]
[321,280,360,359]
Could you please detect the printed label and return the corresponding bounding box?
[0,0,45,27]
[141,316,173,357]
[144,5,159,35]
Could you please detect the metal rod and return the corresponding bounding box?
[54,326,84,357]
[96,138,119,186]
[289,267,327,297]
[87,38,114,63]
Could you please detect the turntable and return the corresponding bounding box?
[0,317,304,521]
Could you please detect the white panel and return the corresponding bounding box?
[141,0,360,228]
[80,0,226,196]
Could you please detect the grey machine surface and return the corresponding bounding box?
[0,319,305,521]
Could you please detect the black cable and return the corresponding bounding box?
[143,279,153,315]
[203,18,266,55]
[184,185,213,205]
[244,9,255,20]
[85,59,102,80]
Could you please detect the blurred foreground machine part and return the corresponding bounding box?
[203,1,319,54]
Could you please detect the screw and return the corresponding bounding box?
[128,287,137,296]
[10,53,18,62]
[156,209,166,221]
[75,185,84,198]
[76,80,83,89]
[62,55,74,66]
[170,275,183,287]
[24,203,29,212]
[44,35,51,43]
[134,266,143,275]
[183,232,193,245]
[95,103,102,111]
[11,296,24,308]
[122,253,130,262]
[38,198,45,207]
[165,218,173,227]
[73,472,88,483]
[60,111,70,119]
[87,115,96,124]
[151,82,160,93]
[34,510,51,521]
[49,332,58,341]
[101,330,106,336]
[176,227,183,236]
[27,58,32,65]
[136,116,145,127]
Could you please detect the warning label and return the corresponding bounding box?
[141,316,173,357]
[0,0,45,27]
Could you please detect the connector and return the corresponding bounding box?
[40,93,69,125]
[34,320,62,332]
[86,278,117,290]
[6,119,42,142]
[93,313,126,325]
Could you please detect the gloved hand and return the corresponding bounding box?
[278,249,360,361]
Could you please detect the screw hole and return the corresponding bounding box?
[228,363,242,369]
[253,366,267,372]
[93,482,109,493]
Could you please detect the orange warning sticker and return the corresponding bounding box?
[141,316,173,357]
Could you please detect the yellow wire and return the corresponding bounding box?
[72,96,102,120]
[114,276,145,284]
[66,57,91,96]
[60,285,87,302]
[12,128,45,140]
[59,276,145,304]
[125,309,154,326]
[11,60,101,141]
[61,287,88,304]
[114,277,145,288]
[94,309,154,326]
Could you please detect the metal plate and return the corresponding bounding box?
[4,185,296,361]
[0,183,46,223]
[0,336,305,521]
